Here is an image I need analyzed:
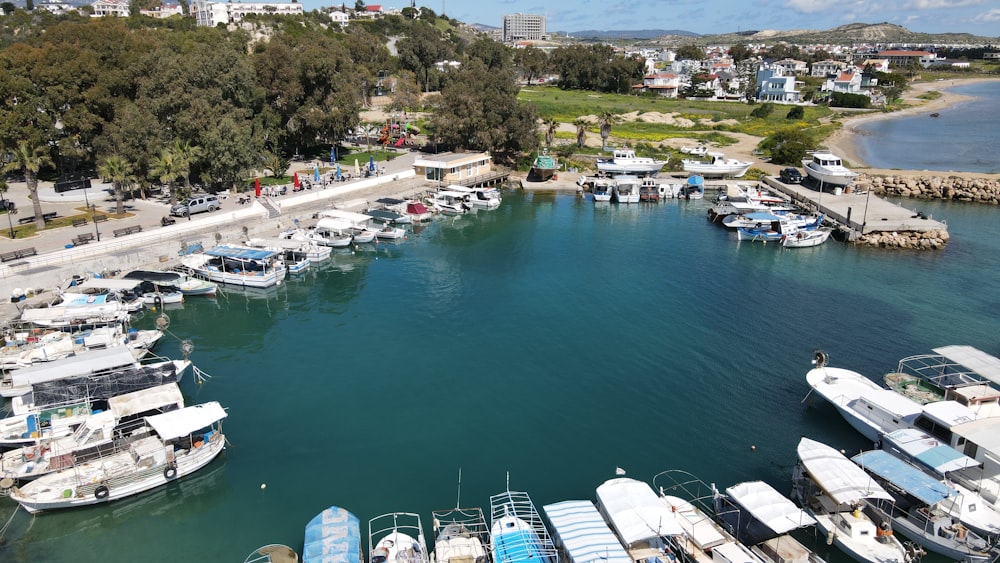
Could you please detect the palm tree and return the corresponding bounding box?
[171,140,203,200]
[573,118,590,149]
[2,141,54,231]
[98,155,135,215]
[543,118,558,148]
[596,111,618,152]
[150,148,183,204]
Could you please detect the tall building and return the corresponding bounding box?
[502,13,545,42]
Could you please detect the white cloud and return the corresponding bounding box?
[975,7,1000,21]
[903,0,984,8]
[784,0,827,13]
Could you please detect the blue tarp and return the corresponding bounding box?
[743,212,784,222]
[914,445,980,474]
[687,175,704,185]
[204,245,276,260]
[852,450,958,506]
[303,506,361,563]
[543,500,631,563]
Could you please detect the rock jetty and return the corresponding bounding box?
[854,173,1000,205]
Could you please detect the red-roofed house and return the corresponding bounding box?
[877,50,936,68]
[823,67,865,95]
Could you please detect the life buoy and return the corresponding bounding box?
[164,465,177,480]
[94,485,110,499]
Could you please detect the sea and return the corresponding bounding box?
[853,80,1000,173]
[2,95,1000,561]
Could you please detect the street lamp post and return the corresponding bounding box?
[82,184,100,241]
[5,207,15,239]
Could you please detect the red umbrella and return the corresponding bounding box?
[254,177,261,197]
[293,172,300,188]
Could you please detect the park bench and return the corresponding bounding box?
[72,217,89,227]
[93,215,109,223]
[72,232,95,245]
[113,225,142,237]
[18,212,58,225]
[1,247,37,262]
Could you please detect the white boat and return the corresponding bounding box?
[595,477,685,560]
[431,507,490,563]
[611,176,640,204]
[884,346,1000,418]
[596,147,667,176]
[245,238,332,263]
[782,227,833,248]
[74,278,146,312]
[680,145,708,156]
[802,152,858,187]
[1,345,153,400]
[713,480,824,563]
[369,512,429,563]
[10,401,227,513]
[123,270,218,297]
[445,185,501,209]
[852,449,993,563]
[375,225,406,240]
[490,486,558,563]
[0,324,161,372]
[880,428,1000,539]
[303,505,363,563]
[737,214,812,243]
[20,294,131,329]
[0,383,185,481]
[542,500,631,563]
[682,152,753,178]
[181,245,286,288]
[141,290,184,305]
[431,191,471,215]
[368,206,414,225]
[297,221,353,248]
[591,180,613,202]
[792,437,913,563]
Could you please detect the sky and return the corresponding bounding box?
[347,0,1000,39]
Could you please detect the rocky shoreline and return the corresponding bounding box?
[854,173,1000,205]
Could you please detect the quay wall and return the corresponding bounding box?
[854,173,1000,205]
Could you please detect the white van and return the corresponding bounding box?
[170,195,220,217]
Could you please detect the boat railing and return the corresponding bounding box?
[892,353,990,390]
[652,469,720,520]
[431,506,492,555]
[369,512,428,562]
[488,490,558,563]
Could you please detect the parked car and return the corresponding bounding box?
[170,194,220,217]
[780,167,803,184]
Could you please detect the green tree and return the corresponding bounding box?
[514,45,548,84]
[1,2,15,15]
[675,45,704,61]
[728,44,752,63]
[388,70,421,114]
[2,141,53,231]
[149,147,183,205]
[543,118,557,148]
[750,103,776,118]
[397,22,451,92]
[596,111,618,151]
[573,118,589,149]
[97,155,135,215]
[786,106,804,120]
[761,127,812,166]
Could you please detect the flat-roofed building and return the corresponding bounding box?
[414,152,493,184]
[503,13,545,42]
[189,0,304,27]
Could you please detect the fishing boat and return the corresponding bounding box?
[594,477,685,561]
[736,214,807,243]
[0,323,161,372]
[10,401,227,513]
[431,507,490,563]
[802,152,858,187]
[308,220,355,248]
[375,225,407,240]
[782,227,833,248]
[141,289,184,306]
[680,176,705,200]
[181,245,286,288]
[792,437,914,563]
[303,505,363,563]
[884,346,1000,418]
[0,383,186,481]
[124,270,218,297]
[681,153,752,178]
[611,176,640,204]
[596,147,667,176]
[369,512,428,563]
[245,238,333,264]
[542,500,631,563]
[404,201,433,222]
[852,449,994,563]
[1,344,160,400]
[367,208,412,225]
[712,480,824,563]
[529,150,559,182]
[591,180,613,202]
[489,486,558,563]
[431,191,471,215]
[445,185,501,209]
[639,178,662,202]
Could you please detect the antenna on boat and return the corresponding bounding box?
[455,467,462,509]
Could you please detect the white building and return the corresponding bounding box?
[329,10,349,27]
[755,66,801,103]
[502,13,545,42]
[189,0,304,27]
[141,3,184,18]
[638,73,681,98]
[91,0,129,17]
[823,67,866,95]
[811,60,845,77]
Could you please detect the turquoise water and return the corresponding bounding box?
[854,80,1000,173]
[2,192,998,562]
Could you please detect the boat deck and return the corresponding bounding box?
[762,176,948,236]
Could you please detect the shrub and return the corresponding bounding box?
[786,106,804,120]
[750,103,776,118]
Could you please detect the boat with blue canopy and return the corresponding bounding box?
[490,484,557,563]
[852,450,995,563]
[181,245,286,288]
[303,505,363,563]
[542,500,630,563]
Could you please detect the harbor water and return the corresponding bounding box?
[853,80,1000,173]
[2,192,999,562]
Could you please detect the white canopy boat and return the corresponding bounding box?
[596,148,667,176]
[884,346,1000,418]
[123,269,218,297]
[682,152,752,178]
[74,278,145,312]
[445,185,501,209]
[303,505,362,563]
[431,191,471,215]
[852,449,993,563]
[802,152,858,187]
[182,245,286,288]
[430,506,490,563]
[0,323,161,373]
[0,383,186,481]
[245,237,332,263]
[591,179,613,202]
[10,401,227,513]
[490,486,557,563]
[542,500,631,563]
[20,296,130,329]
[713,480,823,563]
[595,477,685,561]
[303,220,354,247]
[792,437,914,563]
[611,176,640,204]
[369,512,429,563]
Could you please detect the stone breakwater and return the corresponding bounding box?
[854,173,1000,205]
[854,228,950,250]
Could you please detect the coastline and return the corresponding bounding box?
[822,77,999,176]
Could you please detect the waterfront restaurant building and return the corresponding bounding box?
[414,152,493,184]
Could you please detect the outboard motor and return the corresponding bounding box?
[812,350,828,368]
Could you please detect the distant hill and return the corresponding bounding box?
[651,22,997,46]
[568,29,699,40]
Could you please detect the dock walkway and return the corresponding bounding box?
[761,176,947,237]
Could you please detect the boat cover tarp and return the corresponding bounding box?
[11,347,138,387]
[317,209,372,223]
[303,505,361,563]
[366,210,402,222]
[315,218,355,232]
[797,438,893,505]
[595,477,684,545]
[743,212,784,222]
[204,245,276,260]
[78,278,143,291]
[852,450,958,506]
[29,361,181,409]
[246,238,309,251]
[406,203,429,214]
[933,345,1000,386]
[542,500,631,563]
[376,198,405,205]
[881,429,982,475]
[20,303,127,324]
[146,401,226,440]
[123,270,183,284]
[725,481,816,535]
[108,382,185,419]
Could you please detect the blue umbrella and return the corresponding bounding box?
[313,164,321,182]
[330,147,336,163]
[335,164,342,181]
[687,175,705,186]
[368,155,375,172]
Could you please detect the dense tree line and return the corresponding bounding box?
[548,44,645,93]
